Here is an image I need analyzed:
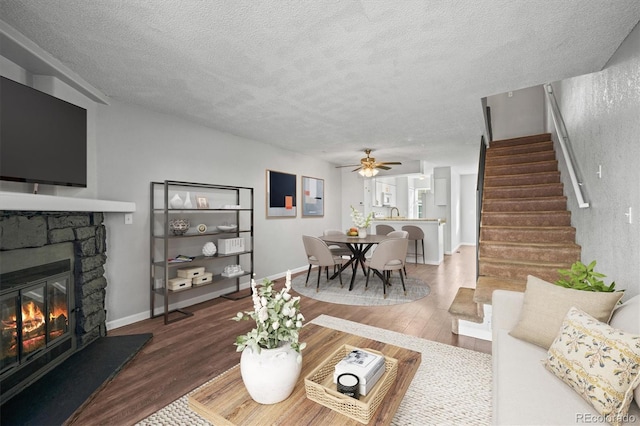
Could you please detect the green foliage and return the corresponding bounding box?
[555,260,617,292]
[231,274,306,357]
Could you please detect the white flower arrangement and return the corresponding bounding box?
[350,205,374,228]
[232,271,306,361]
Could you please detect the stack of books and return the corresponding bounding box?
[333,348,385,396]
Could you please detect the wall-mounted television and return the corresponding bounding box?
[1,76,87,188]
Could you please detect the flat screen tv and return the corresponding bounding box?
[1,76,87,188]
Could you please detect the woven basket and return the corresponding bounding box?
[304,344,398,424]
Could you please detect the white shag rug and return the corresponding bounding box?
[137,315,492,426]
[290,271,430,306]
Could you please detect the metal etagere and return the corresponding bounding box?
[150,180,254,324]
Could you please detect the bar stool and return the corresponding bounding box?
[375,224,395,235]
[402,225,425,264]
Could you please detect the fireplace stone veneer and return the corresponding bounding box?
[0,211,108,349]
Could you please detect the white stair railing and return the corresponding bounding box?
[544,83,589,208]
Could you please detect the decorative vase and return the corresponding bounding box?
[170,194,183,209]
[202,241,217,256]
[240,343,301,404]
[358,227,367,238]
[183,192,193,209]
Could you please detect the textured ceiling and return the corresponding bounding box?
[2,1,639,175]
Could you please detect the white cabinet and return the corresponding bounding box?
[150,180,254,324]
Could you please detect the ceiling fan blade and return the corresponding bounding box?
[378,162,402,165]
[352,166,363,172]
[376,165,392,170]
[335,164,361,168]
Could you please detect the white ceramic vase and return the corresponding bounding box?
[240,343,301,405]
[358,227,367,238]
[183,192,193,209]
[169,194,183,209]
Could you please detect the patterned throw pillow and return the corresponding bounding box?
[544,307,640,426]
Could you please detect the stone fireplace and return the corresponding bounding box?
[0,211,108,403]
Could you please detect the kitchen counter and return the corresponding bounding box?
[370,219,445,265]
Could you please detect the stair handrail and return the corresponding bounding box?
[544,83,589,208]
[476,134,488,279]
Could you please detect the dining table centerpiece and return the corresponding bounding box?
[232,271,306,404]
[350,205,374,238]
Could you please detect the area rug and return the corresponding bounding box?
[290,270,430,306]
[137,315,491,426]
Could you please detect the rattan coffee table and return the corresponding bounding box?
[188,323,421,425]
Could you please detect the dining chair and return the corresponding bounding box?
[385,230,408,275]
[302,235,343,291]
[322,229,353,259]
[375,224,395,235]
[402,225,425,264]
[364,237,408,298]
[386,230,408,239]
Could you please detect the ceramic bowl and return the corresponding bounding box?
[217,225,237,231]
[169,219,190,235]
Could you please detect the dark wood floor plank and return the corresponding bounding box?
[67,245,489,425]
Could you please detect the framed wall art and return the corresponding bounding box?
[266,170,297,217]
[301,176,324,217]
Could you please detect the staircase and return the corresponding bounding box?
[448,133,581,330]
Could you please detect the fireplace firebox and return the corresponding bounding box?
[0,260,76,403]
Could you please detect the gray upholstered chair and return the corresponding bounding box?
[375,224,395,235]
[402,225,425,264]
[322,229,353,259]
[364,237,408,298]
[385,230,408,274]
[386,230,408,239]
[302,235,343,291]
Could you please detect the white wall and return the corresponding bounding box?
[95,100,344,327]
[547,22,640,299]
[487,85,546,140]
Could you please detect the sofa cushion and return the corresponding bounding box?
[609,295,640,414]
[544,307,640,426]
[509,275,623,349]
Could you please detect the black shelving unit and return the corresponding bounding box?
[150,180,254,324]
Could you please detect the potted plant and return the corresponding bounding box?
[350,205,374,237]
[555,260,618,292]
[232,271,306,404]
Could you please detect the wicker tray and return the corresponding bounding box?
[304,344,398,424]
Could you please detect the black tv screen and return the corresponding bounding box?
[1,76,87,188]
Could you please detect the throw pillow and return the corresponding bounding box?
[509,275,623,349]
[543,307,640,426]
[609,295,640,405]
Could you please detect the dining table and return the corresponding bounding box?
[319,234,388,291]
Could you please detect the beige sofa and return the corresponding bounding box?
[492,290,640,425]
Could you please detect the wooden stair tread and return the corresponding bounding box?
[474,276,526,305]
[478,256,571,268]
[479,241,581,249]
[448,287,483,323]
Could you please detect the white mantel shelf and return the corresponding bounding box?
[0,192,136,212]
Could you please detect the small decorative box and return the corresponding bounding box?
[168,277,191,291]
[192,272,213,286]
[217,237,245,254]
[177,266,205,278]
[333,348,386,396]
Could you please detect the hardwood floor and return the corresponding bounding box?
[67,245,490,425]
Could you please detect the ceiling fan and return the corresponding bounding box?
[336,149,402,177]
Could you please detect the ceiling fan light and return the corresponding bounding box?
[372,169,379,176]
[358,169,366,176]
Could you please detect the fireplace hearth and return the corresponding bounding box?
[0,211,109,404]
